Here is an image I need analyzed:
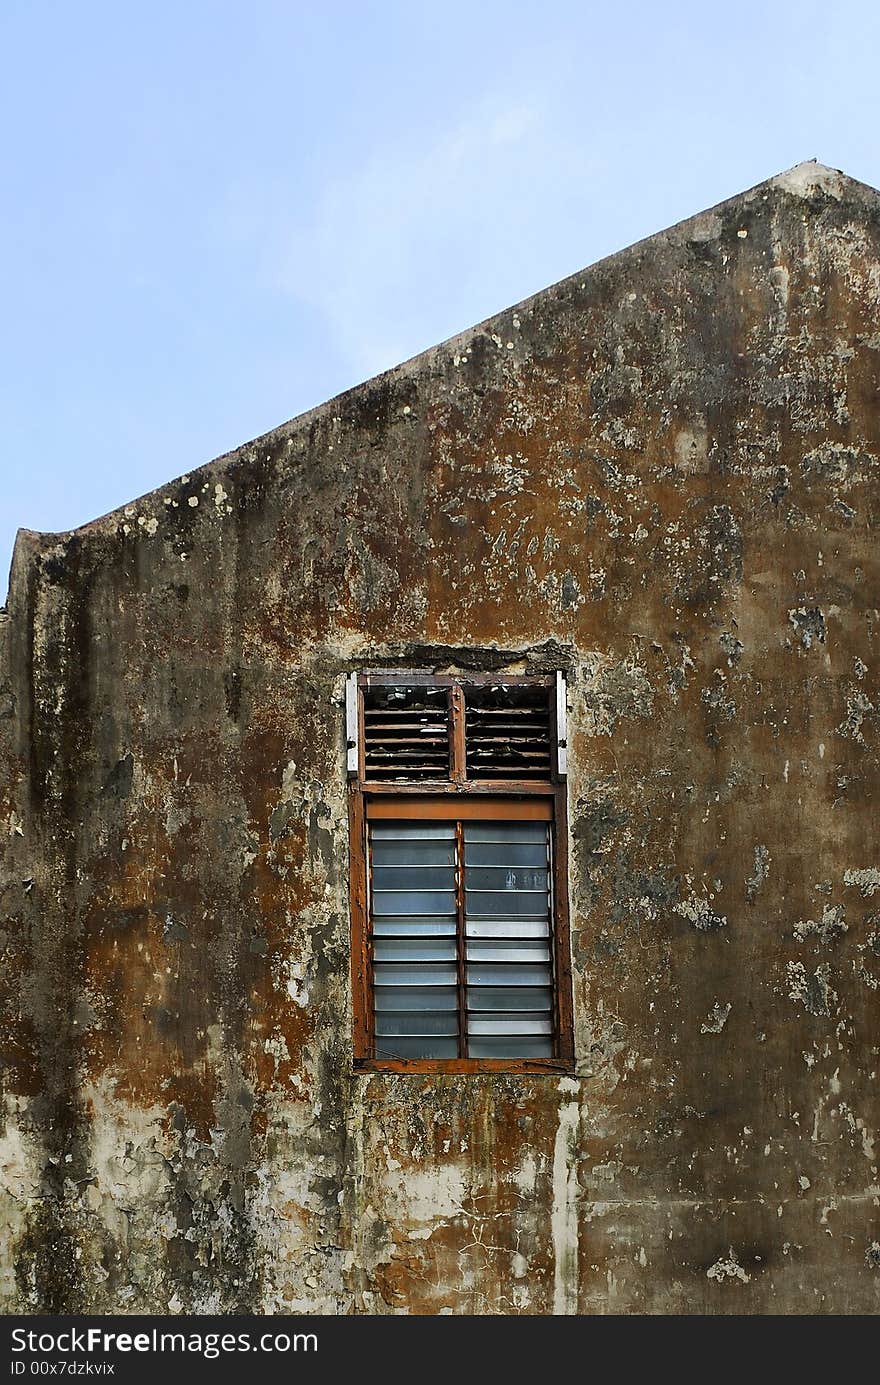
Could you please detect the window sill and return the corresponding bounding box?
[353,1057,575,1075]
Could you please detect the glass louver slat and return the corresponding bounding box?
[464,842,547,867]
[371,841,457,865]
[466,986,553,1011]
[372,917,457,936]
[464,889,550,916]
[372,889,457,915]
[376,1013,459,1036]
[468,1038,552,1058]
[466,866,549,890]
[375,986,459,1011]
[372,865,456,890]
[373,938,458,962]
[467,1016,553,1035]
[374,1038,459,1058]
[464,919,550,938]
[373,962,459,986]
[465,963,552,987]
[462,823,547,842]
[465,939,551,962]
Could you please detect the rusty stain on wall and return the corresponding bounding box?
[1,161,879,1313]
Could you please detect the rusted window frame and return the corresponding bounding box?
[348,671,574,1074]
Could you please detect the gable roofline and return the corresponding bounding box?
[8,159,880,602]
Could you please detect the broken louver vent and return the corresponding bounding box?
[362,684,451,780]
[464,683,552,780]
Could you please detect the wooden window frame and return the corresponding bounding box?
[348,671,574,1074]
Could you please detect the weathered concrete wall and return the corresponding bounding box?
[1,162,879,1314]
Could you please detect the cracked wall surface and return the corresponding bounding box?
[1,162,879,1314]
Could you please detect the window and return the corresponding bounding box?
[347,671,574,1071]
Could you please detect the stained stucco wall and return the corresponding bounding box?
[1,163,879,1314]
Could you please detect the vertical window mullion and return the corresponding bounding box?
[455,819,467,1058]
[450,683,466,784]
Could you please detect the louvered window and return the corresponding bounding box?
[347,672,573,1071]
[370,814,554,1059]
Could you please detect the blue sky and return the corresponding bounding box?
[2,0,879,587]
